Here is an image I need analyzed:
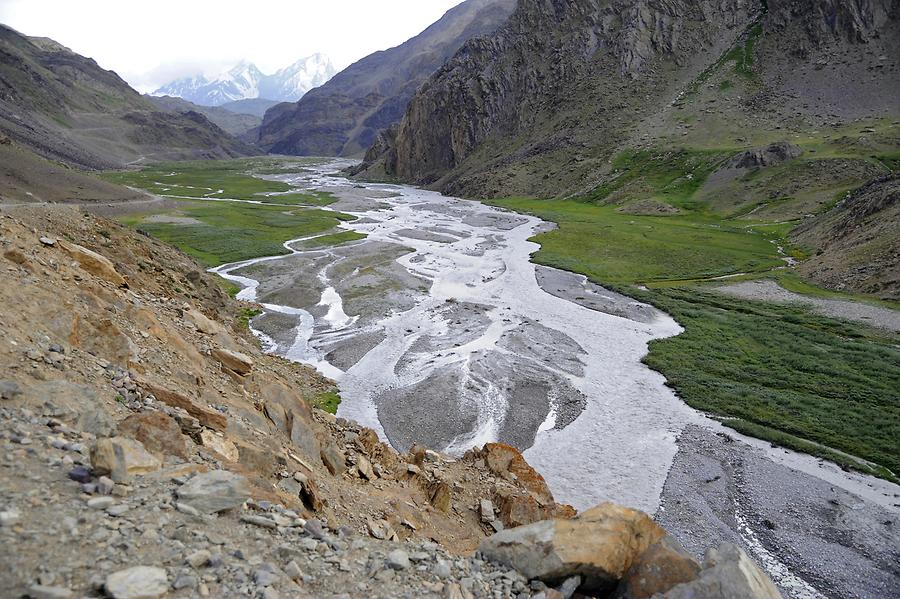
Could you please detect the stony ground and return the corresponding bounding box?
[0,206,579,598]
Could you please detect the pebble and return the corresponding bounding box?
[186,549,212,568]
[253,564,280,587]
[86,496,116,510]
[105,566,168,599]
[26,585,73,599]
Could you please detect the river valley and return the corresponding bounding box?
[212,161,900,599]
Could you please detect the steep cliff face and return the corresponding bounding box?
[368,0,898,197]
[256,0,516,157]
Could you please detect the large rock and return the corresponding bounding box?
[660,544,782,599]
[90,437,162,483]
[211,347,253,376]
[60,241,126,287]
[175,470,250,514]
[479,502,666,594]
[615,535,701,599]
[105,566,168,599]
[259,380,320,461]
[481,443,554,503]
[199,429,239,462]
[182,308,224,335]
[135,376,227,432]
[118,411,189,459]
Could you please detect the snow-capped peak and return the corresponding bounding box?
[152,56,337,106]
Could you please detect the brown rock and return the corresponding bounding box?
[118,412,189,459]
[69,316,138,366]
[211,347,253,376]
[90,437,162,483]
[479,502,666,594]
[409,443,427,465]
[182,308,223,335]
[258,380,320,461]
[199,429,239,462]
[616,535,701,599]
[299,476,324,512]
[481,442,554,503]
[428,480,452,512]
[60,241,126,287]
[134,376,227,432]
[320,444,347,476]
[660,544,782,599]
[494,491,544,528]
[4,248,27,264]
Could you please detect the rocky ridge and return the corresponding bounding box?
[256,0,516,157]
[357,0,899,198]
[0,205,782,597]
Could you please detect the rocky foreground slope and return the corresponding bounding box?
[256,0,516,157]
[0,207,782,598]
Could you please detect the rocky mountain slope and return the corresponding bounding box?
[154,56,337,106]
[0,24,254,170]
[791,173,899,299]
[256,0,516,157]
[0,204,782,598]
[221,98,282,118]
[147,95,261,137]
[360,0,898,197]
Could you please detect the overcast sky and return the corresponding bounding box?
[0,0,465,92]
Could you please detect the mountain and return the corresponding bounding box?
[147,95,261,137]
[0,24,254,169]
[220,98,281,118]
[363,0,898,197]
[153,55,336,106]
[255,0,517,157]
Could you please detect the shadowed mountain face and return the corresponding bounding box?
[256,0,517,158]
[147,95,261,137]
[360,0,898,198]
[0,24,254,169]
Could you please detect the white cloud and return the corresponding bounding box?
[0,0,466,92]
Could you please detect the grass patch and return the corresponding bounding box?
[581,148,729,210]
[122,200,354,266]
[627,285,899,479]
[300,231,367,248]
[314,390,341,414]
[109,159,358,266]
[487,197,782,284]
[237,307,262,329]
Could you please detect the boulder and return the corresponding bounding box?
[175,470,250,514]
[104,566,168,599]
[660,544,782,599]
[60,241,126,287]
[428,480,452,512]
[182,308,223,335]
[356,454,375,480]
[118,411,189,459]
[69,315,138,366]
[211,347,253,376]
[321,444,347,476]
[615,535,701,599]
[77,407,117,438]
[479,502,666,594]
[481,443,554,503]
[135,376,227,432]
[90,437,162,483]
[199,429,239,462]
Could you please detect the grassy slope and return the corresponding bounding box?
[104,158,360,266]
[488,138,900,482]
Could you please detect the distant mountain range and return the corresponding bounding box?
[154,56,336,106]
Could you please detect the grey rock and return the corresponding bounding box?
[105,566,168,599]
[0,380,22,400]
[175,470,250,514]
[387,549,410,570]
[663,544,782,599]
[76,408,116,438]
[480,498,495,522]
[26,585,73,599]
[320,444,347,476]
[433,559,452,578]
[241,515,278,529]
[186,549,211,568]
[172,573,198,590]
[253,564,280,587]
[558,575,580,599]
[97,476,115,495]
[86,496,116,510]
[284,560,303,579]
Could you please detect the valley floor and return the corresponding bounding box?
[71,156,899,598]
